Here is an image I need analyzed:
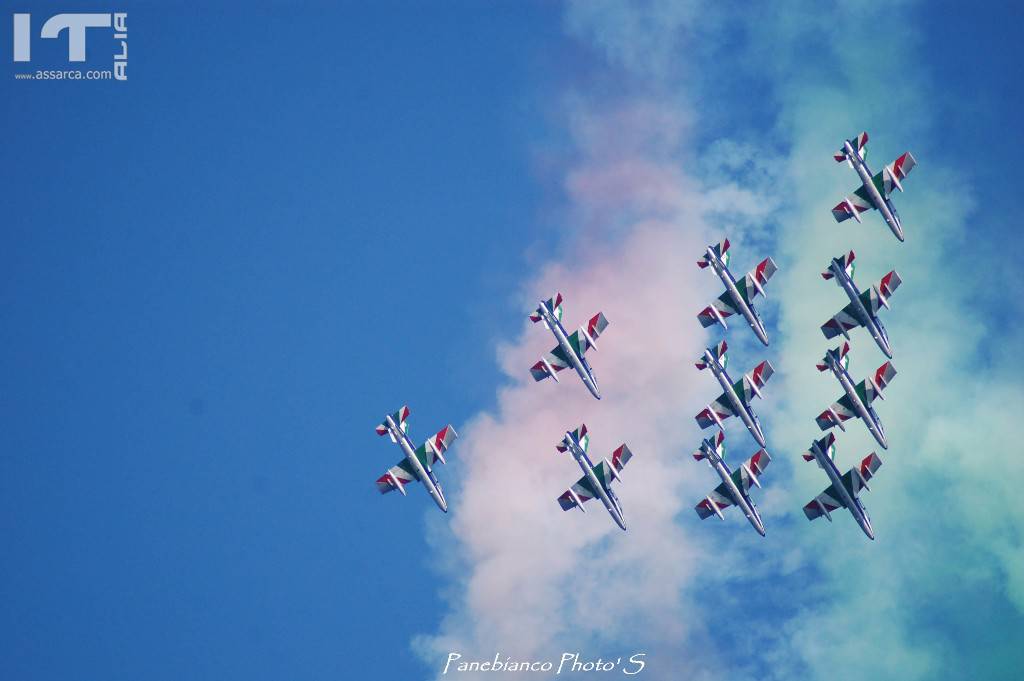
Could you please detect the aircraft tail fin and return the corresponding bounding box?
[854,131,869,157]
[530,293,564,323]
[822,250,855,280]
[695,340,728,370]
[375,405,410,439]
[816,342,850,372]
[698,238,730,268]
[693,429,725,461]
[557,424,589,453]
[802,432,837,462]
[835,131,868,162]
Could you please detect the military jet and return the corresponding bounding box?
[696,238,778,346]
[814,342,897,450]
[374,405,458,513]
[801,432,883,540]
[694,340,775,449]
[555,424,633,531]
[692,429,771,537]
[820,250,903,359]
[529,293,609,400]
[831,131,917,242]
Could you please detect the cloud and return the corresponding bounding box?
[416,2,1024,680]
[563,0,701,79]
[414,95,741,679]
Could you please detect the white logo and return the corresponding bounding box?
[13,12,127,80]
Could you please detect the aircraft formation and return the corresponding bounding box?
[373,130,916,540]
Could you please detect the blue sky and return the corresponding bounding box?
[2,2,1023,681]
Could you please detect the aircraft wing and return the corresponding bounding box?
[740,257,778,303]
[804,453,882,520]
[696,449,771,519]
[821,299,868,339]
[839,452,882,498]
[844,153,917,216]
[592,445,633,487]
[859,271,902,315]
[815,393,858,430]
[732,449,771,492]
[586,312,610,340]
[415,425,458,466]
[697,291,740,328]
[832,189,873,222]
[376,458,419,495]
[695,482,737,519]
[696,392,737,429]
[565,312,610,358]
[738,361,774,403]
[803,481,844,520]
[530,345,572,382]
[881,153,916,195]
[856,362,898,406]
[557,475,599,511]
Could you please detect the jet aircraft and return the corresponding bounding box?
[529,293,609,400]
[695,340,775,449]
[831,131,917,242]
[820,250,902,359]
[374,406,458,513]
[696,238,778,346]
[801,432,883,540]
[814,343,897,449]
[693,429,771,537]
[555,424,633,531]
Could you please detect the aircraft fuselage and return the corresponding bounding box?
[701,438,765,536]
[810,439,874,540]
[706,247,769,346]
[703,349,766,449]
[829,259,892,359]
[386,414,448,513]
[844,139,904,242]
[564,433,625,531]
[538,303,601,400]
[826,355,888,450]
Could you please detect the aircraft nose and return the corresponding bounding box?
[756,523,766,538]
